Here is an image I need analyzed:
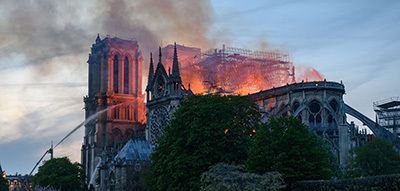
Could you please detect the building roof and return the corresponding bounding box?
[374,96,400,110]
[114,138,153,164]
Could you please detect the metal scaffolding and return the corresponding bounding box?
[200,45,295,94]
[374,96,400,137]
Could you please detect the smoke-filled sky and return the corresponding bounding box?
[0,0,399,174]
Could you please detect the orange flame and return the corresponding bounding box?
[161,45,323,95]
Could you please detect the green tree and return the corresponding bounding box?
[246,117,335,182]
[349,138,400,177]
[0,174,8,191]
[147,95,260,191]
[32,157,84,191]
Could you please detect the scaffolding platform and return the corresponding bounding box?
[374,96,400,137]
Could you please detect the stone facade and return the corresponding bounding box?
[249,81,368,167]
[82,35,146,189]
[145,43,192,145]
[106,138,152,191]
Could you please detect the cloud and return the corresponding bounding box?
[0,0,215,174]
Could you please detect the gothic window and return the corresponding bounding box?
[316,114,322,123]
[113,107,119,120]
[308,100,322,127]
[157,77,165,95]
[127,106,131,120]
[309,100,321,114]
[124,56,129,94]
[327,114,337,128]
[292,101,300,112]
[113,55,119,93]
[329,99,339,113]
[112,128,122,147]
[309,115,314,124]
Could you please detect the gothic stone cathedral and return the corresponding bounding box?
[82,35,189,190]
[81,35,376,191]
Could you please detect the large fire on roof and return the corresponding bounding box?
[161,44,323,95]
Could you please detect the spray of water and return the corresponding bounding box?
[54,102,124,149]
[30,101,135,175]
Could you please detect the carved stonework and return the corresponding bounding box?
[82,35,146,188]
[148,106,171,145]
[145,43,189,146]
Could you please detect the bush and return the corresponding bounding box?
[200,163,284,191]
[290,174,400,191]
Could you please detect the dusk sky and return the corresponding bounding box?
[0,0,399,174]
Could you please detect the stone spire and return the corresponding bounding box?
[146,52,154,91]
[171,42,182,82]
[155,46,167,77]
[95,33,101,43]
[158,46,162,65]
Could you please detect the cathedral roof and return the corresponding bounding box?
[114,138,152,163]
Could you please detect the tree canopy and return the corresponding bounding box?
[32,157,84,191]
[246,117,335,182]
[147,95,261,191]
[348,138,400,177]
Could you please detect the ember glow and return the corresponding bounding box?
[162,44,324,95]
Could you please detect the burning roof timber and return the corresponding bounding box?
[160,44,321,95]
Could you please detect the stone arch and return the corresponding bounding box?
[292,99,301,113]
[154,75,166,97]
[277,104,290,117]
[322,103,340,128]
[328,98,340,113]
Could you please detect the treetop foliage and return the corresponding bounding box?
[147,95,261,191]
[246,117,335,182]
[32,157,84,191]
[348,138,400,177]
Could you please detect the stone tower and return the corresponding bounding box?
[81,35,146,186]
[146,43,190,145]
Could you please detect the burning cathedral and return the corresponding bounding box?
[82,35,399,191]
[81,36,192,190]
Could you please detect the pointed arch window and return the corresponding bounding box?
[124,56,130,94]
[113,55,119,93]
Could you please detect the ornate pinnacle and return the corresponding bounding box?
[146,52,154,91]
[171,42,181,82]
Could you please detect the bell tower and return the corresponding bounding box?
[82,35,146,186]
